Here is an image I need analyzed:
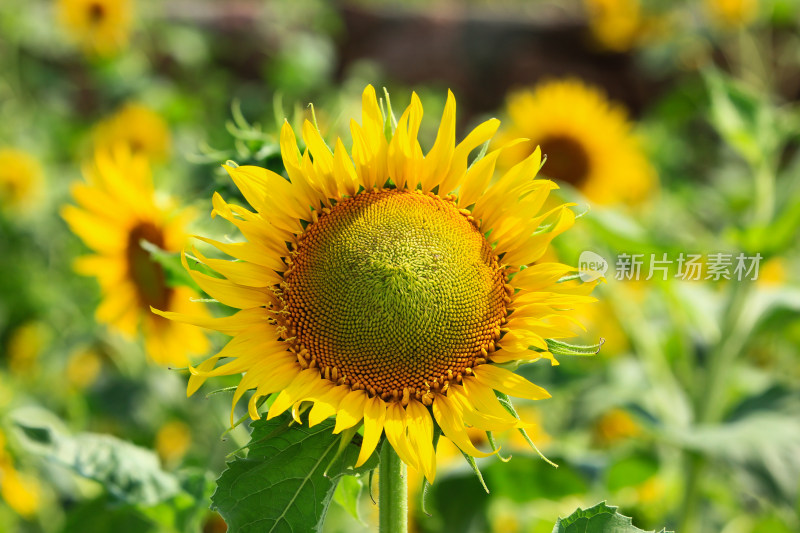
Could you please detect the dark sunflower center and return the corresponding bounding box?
[282,189,507,402]
[87,2,106,23]
[126,222,171,311]
[539,134,591,187]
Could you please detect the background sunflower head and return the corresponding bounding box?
[92,103,171,163]
[0,148,42,212]
[62,148,208,366]
[57,0,133,57]
[498,79,656,206]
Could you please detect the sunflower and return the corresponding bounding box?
[62,148,209,366]
[155,86,596,482]
[0,148,42,211]
[705,0,758,27]
[93,103,171,163]
[499,79,655,205]
[583,0,643,52]
[57,0,132,57]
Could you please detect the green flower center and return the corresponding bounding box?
[282,189,507,403]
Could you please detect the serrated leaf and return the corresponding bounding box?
[211,413,378,533]
[14,418,180,506]
[552,502,672,533]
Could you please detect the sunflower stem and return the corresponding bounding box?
[379,442,407,533]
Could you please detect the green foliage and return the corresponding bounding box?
[15,417,180,506]
[704,70,779,167]
[332,474,364,523]
[211,413,378,533]
[671,385,800,507]
[606,454,659,492]
[11,411,215,533]
[552,502,672,533]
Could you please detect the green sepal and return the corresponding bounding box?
[382,87,398,138]
[458,448,490,494]
[541,338,604,358]
[467,139,491,171]
[495,392,558,468]
[486,431,511,462]
[205,386,237,398]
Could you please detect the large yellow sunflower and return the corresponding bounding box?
[62,148,209,366]
[499,79,655,205]
[93,103,171,163]
[155,86,596,482]
[57,0,132,57]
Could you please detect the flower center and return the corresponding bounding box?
[282,189,507,403]
[87,1,106,23]
[126,222,171,311]
[538,134,591,187]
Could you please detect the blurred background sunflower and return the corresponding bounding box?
[497,79,656,206]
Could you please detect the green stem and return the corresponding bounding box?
[379,442,408,533]
[678,280,753,532]
[753,159,775,227]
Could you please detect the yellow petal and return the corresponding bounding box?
[151,307,267,336]
[334,390,368,433]
[266,368,321,420]
[182,252,268,309]
[420,90,456,192]
[187,356,220,396]
[308,384,350,427]
[472,365,551,401]
[383,402,419,471]
[356,397,386,467]
[405,400,436,483]
[461,377,519,422]
[438,118,500,196]
[432,394,493,457]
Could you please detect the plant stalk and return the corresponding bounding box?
[678,280,753,532]
[379,443,408,533]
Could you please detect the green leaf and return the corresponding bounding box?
[61,496,160,533]
[332,474,364,523]
[14,418,180,506]
[211,413,379,533]
[704,70,779,166]
[552,502,672,533]
[669,386,800,506]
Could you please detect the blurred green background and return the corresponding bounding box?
[1,0,799,532]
